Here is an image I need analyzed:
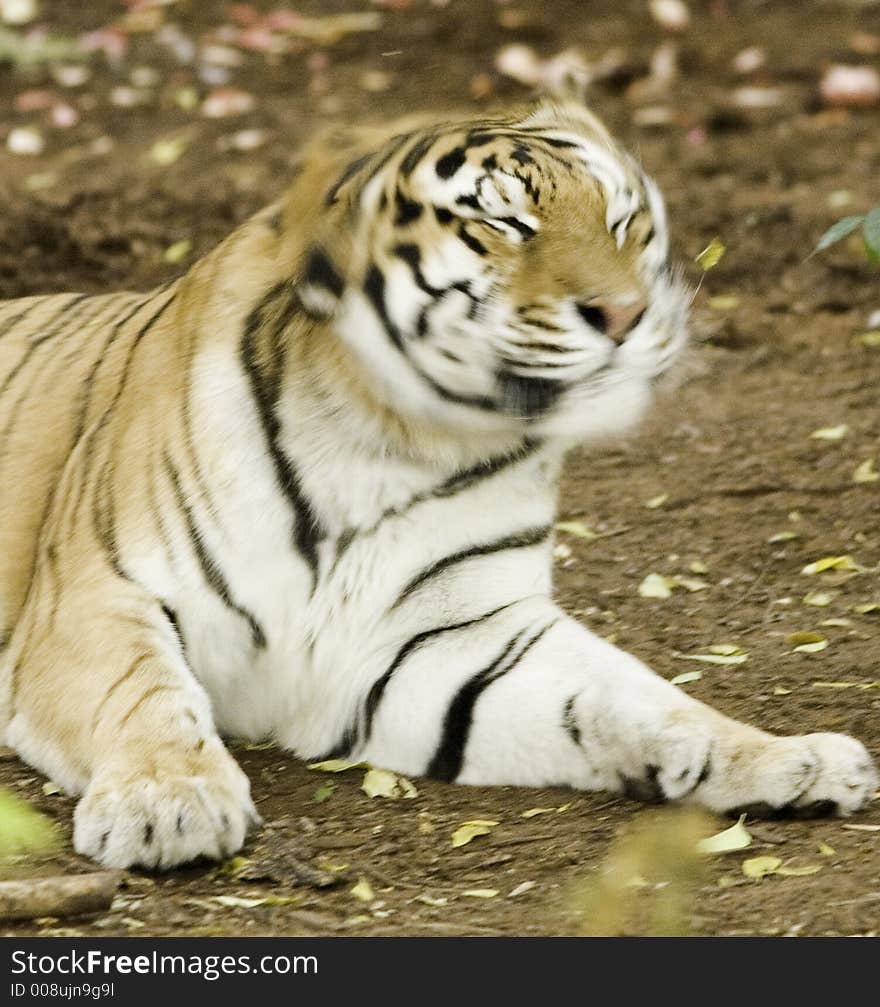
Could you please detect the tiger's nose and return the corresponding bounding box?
[576,296,647,345]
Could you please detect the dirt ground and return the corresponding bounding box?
[1,0,879,937]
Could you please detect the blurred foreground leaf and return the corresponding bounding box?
[0,788,60,860]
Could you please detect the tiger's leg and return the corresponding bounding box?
[3,564,257,869]
[360,598,877,815]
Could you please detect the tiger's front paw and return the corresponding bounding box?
[73,740,260,869]
[731,732,878,818]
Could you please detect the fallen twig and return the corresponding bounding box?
[0,872,121,921]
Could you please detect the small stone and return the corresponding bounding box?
[7,126,44,155]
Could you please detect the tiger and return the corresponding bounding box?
[0,98,875,870]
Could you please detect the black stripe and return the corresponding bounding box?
[562,694,581,746]
[71,292,160,440]
[239,282,324,580]
[400,133,438,177]
[324,153,373,205]
[496,215,536,239]
[391,525,550,611]
[0,296,121,463]
[302,246,345,299]
[432,439,539,498]
[394,190,423,226]
[435,145,467,179]
[0,299,44,341]
[427,620,558,781]
[67,292,177,531]
[164,452,266,649]
[91,459,131,582]
[457,224,488,257]
[328,442,537,575]
[363,603,521,748]
[314,602,522,762]
[362,264,404,350]
[0,294,90,401]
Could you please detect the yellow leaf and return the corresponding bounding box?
[697,814,752,855]
[792,639,829,654]
[689,561,709,574]
[801,555,859,575]
[150,136,188,165]
[853,459,880,484]
[768,531,799,543]
[707,294,740,311]
[521,807,556,818]
[670,670,703,686]
[855,331,880,348]
[812,680,880,689]
[555,521,597,540]
[803,591,834,607]
[810,424,849,441]
[462,889,499,898]
[776,864,823,877]
[163,239,192,264]
[673,575,709,593]
[645,493,669,509]
[695,237,726,271]
[742,855,782,879]
[841,823,880,832]
[675,651,748,666]
[361,768,418,799]
[786,631,826,646]
[350,878,375,902]
[773,686,792,695]
[638,573,676,599]
[41,781,61,796]
[451,820,499,848]
[854,603,880,614]
[818,843,836,857]
[307,759,368,773]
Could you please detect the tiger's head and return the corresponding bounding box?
[287,100,688,444]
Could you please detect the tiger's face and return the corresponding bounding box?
[296,100,688,443]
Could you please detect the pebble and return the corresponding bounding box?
[7,125,45,155]
[867,309,880,330]
[0,0,37,26]
[820,65,880,107]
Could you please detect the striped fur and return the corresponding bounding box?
[0,100,875,869]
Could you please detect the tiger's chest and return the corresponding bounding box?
[145,442,559,753]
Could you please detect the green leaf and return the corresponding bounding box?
[695,237,726,271]
[863,207,880,257]
[813,215,864,254]
[0,788,61,858]
[313,782,336,803]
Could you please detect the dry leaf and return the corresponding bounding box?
[350,878,375,903]
[810,424,848,441]
[801,555,859,575]
[361,768,418,800]
[853,459,880,484]
[555,521,597,540]
[307,759,367,773]
[696,814,751,855]
[670,670,702,686]
[451,820,499,848]
[776,864,823,877]
[742,855,782,879]
[638,573,676,599]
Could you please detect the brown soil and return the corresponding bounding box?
[1,0,879,937]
